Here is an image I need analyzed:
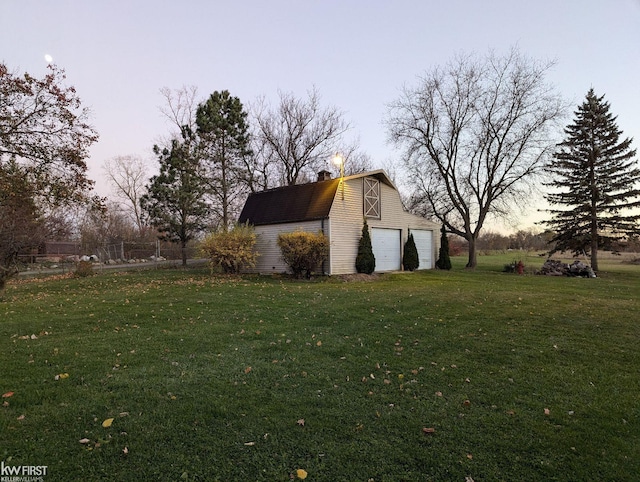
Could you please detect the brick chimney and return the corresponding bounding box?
[317,170,332,181]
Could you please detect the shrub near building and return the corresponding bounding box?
[277,230,329,278]
[200,224,259,274]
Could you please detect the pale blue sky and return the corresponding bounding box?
[2,0,639,230]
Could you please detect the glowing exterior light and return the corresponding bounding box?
[332,153,345,200]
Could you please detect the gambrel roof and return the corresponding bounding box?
[238,178,339,226]
[238,170,398,226]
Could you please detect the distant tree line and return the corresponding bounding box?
[448,229,640,255]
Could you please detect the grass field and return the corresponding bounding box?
[1,254,639,481]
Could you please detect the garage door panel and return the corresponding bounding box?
[411,229,433,270]
[371,228,401,272]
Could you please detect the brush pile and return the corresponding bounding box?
[538,259,596,278]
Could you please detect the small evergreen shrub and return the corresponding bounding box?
[403,233,419,271]
[277,230,329,278]
[435,225,452,270]
[200,224,259,274]
[355,220,376,274]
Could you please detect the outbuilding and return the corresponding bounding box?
[238,170,441,275]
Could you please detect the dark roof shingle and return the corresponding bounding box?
[238,179,339,226]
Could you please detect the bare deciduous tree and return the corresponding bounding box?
[252,87,351,186]
[103,155,149,233]
[336,139,372,176]
[386,48,565,268]
[158,85,199,135]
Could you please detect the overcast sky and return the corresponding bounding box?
[2,0,639,231]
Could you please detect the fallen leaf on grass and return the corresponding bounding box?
[79,438,91,444]
[296,419,305,426]
[244,441,255,446]
[17,414,25,420]
[463,399,471,406]
[122,447,129,455]
[2,391,14,398]
[296,468,308,479]
[54,373,69,380]
[422,427,436,434]
[102,418,114,428]
[544,408,550,416]
[244,366,252,374]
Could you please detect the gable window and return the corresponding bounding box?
[364,177,380,219]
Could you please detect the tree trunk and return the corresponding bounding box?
[181,240,188,267]
[466,236,478,269]
[591,219,599,272]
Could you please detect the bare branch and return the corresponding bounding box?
[387,47,566,267]
[158,85,199,135]
[103,155,149,233]
[251,86,351,185]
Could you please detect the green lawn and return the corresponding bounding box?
[1,255,639,481]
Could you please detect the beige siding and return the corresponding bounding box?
[327,178,363,274]
[329,176,440,273]
[247,220,324,274]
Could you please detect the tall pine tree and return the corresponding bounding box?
[543,89,640,270]
[140,128,209,266]
[196,91,252,231]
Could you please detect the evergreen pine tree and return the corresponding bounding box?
[543,89,640,271]
[140,128,209,266]
[355,219,376,274]
[196,91,252,231]
[403,233,419,271]
[435,225,452,270]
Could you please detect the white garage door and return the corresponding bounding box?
[411,229,433,270]
[371,228,401,272]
